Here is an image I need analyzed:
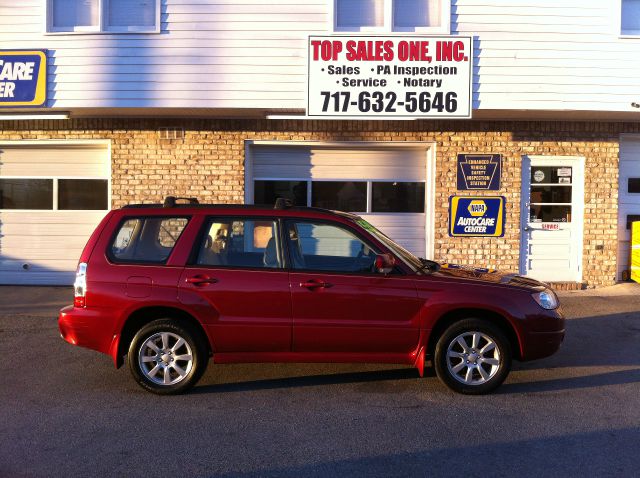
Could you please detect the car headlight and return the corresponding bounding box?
[532,289,559,310]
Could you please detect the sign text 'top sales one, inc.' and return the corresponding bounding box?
[307,36,472,118]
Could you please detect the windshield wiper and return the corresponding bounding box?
[418,257,441,273]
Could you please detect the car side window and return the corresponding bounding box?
[110,217,189,263]
[196,218,282,269]
[286,220,378,273]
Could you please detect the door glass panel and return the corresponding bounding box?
[393,0,441,28]
[253,180,308,207]
[628,178,640,193]
[312,181,367,211]
[287,221,378,273]
[336,0,384,28]
[371,182,425,212]
[0,179,53,209]
[196,219,281,269]
[529,205,572,223]
[530,166,572,184]
[58,179,109,210]
[530,185,572,204]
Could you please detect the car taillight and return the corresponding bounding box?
[74,262,87,308]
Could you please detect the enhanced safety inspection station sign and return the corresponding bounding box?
[307,36,472,118]
[449,196,506,237]
[0,50,47,107]
[457,154,502,190]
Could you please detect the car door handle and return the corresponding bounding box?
[300,280,332,289]
[186,276,219,286]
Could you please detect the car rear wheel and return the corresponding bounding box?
[434,319,511,395]
[128,319,208,395]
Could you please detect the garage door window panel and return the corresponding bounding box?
[312,181,367,211]
[0,179,53,210]
[372,182,425,213]
[58,179,109,210]
[628,178,640,194]
[254,180,308,207]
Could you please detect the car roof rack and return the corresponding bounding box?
[274,197,293,210]
[163,196,199,208]
[121,197,352,218]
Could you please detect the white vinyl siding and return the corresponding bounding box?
[618,137,640,280]
[0,142,110,285]
[0,0,639,111]
[248,144,430,258]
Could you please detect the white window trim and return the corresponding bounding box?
[330,0,450,35]
[619,0,640,38]
[45,0,161,35]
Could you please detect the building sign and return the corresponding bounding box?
[307,36,472,118]
[449,196,506,237]
[0,50,47,107]
[457,154,501,190]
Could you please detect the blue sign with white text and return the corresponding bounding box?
[449,196,506,237]
[0,50,47,107]
[457,154,501,190]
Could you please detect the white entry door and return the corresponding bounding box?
[519,156,584,282]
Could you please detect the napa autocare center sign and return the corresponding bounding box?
[449,196,506,237]
[0,50,47,107]
[307,36,472,118]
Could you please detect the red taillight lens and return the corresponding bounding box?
[74,262,87,308]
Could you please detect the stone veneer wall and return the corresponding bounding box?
[0,118,629,287]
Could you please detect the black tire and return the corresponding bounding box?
[433,318,512,395]
[127,318,208,395]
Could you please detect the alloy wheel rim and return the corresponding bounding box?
[446,331,501,385]
[138,332,193,386]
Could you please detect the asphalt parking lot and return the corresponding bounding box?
[1,284,639,477]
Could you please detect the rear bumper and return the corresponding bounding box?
[58,305,114,355]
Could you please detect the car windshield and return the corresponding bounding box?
[354,218,425,272]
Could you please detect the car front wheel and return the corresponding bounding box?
[434,319,512,395]
[128,319,207,395]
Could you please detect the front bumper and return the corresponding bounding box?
[519,307,565,361]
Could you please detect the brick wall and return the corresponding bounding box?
[0,118,632,287]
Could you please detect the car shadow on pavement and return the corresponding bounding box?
[192,309,640,395]
[209,426,640,478]
[191,367,419,395]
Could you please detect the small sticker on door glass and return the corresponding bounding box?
[557,168,572,177]
[533,170,545,182]
[558,177,571,184]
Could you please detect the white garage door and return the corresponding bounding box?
[0,142,110,285]
[618,137,640,280]
[247,143,433,259]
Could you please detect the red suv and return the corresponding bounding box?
[59,197,565,395]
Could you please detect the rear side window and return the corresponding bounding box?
[110,217,189,263]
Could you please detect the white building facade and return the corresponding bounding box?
[0,0,639,287]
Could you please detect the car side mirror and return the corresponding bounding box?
[375,253,396,275]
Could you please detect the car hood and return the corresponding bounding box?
[428,263,548,291]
